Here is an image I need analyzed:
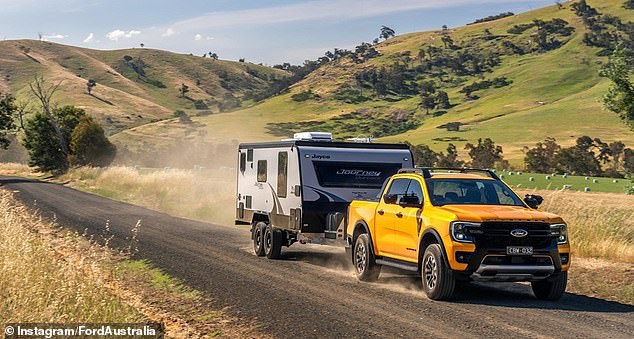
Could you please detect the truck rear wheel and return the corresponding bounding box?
[531,272,567,301]
[422,244,455,300]
[253,222,266,257]
[264,225,282,259]
[353,234,381,282]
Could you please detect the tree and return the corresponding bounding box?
[441,35,454,49]
[22,106,85,172]
[608,141,626,174]
[209,53,218,60]
[419,81,436,96]
[179,83,189,98]
[0,93,17,149]
[405,142,439,166]
[123,55,133,63]
[601,47,634,129]
[626,0,634,10]
[420,81,437,114]
[13,99,31,131]
[442,24,448,32]
[29,75,67,156]
[436,91,451,109]
[523,137,560,173]
[140,43,145,48]
[465,138,503,168]
[173,110,192,123]
[437,144,464,167]
[69,115,116,167]
[624,148,634,175]
[380,26,396,40]
[86,79,97,95]
[554,136,602,176]
[421,95,437,114]
[555,1,564,10]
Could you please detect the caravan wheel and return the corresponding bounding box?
[264,225,283,259]
[253,222,266,257]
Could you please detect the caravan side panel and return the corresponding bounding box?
[236,145,302,230]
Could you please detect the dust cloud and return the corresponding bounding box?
[90,139,241,226]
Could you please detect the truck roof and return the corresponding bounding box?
[397,168,500,180]
[429,173,496,180]
[238,140,411,150]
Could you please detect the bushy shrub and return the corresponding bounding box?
[69,116,116,167]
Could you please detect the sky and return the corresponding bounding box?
[0,0,553,65]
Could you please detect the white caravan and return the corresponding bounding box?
[235,132,413,258]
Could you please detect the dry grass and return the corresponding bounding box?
[0,188,266,337]
[60,166,236,225]
[0,189,144,323]
[0,163,39,177]
[519,189,634,263]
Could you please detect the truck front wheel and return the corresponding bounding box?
[422,244,455,300]
[531,272,567,301]
[253,222,266,257]
[353,234,381,282]
[264,225,283,259]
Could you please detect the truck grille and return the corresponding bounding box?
[475,222,554,248]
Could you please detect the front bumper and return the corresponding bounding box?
[470,256,555,282]
[448,224,569,282]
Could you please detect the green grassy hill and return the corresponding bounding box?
[114,0,634,164]
[0,40,288,134]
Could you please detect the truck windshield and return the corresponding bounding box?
[313,161,402,188]
[425,178,525,207]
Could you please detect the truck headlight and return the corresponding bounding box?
[450,221,480,243]
[550,223,568,244]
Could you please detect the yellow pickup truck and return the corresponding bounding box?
[345,168,570,300]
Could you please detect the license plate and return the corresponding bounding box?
[507,246,533,256]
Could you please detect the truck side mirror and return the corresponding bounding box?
[384,194,398,204]
[399,195,421,208]
[524,194,543,209]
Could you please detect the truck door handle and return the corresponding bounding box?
[377,209,384,215]
[396,212,403,218]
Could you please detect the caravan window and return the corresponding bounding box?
[277,152,288,198]
[247,149,254,162]
[257,160,267,182]
[239,152,246,172]
[313,161,402,189]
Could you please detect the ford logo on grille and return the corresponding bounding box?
[510,229,528,238]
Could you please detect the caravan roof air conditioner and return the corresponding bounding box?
[292,132,333,141]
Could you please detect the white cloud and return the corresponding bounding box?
[164,0,528,31]
[43,34,67,40]
[162,28,175,37]
[106,29,141,41]
[83,32,94,43]
[194,34,202,41]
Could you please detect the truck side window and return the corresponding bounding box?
[277,152,288,198]
[239,152,246,172]
[406,180,424,205]
[247,149,254,162]
[384,178,410,204]
[257,160,267,182]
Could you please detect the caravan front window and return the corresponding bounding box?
[277,152,288,198]
[257,160,267,182]
[313,161,402,188]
